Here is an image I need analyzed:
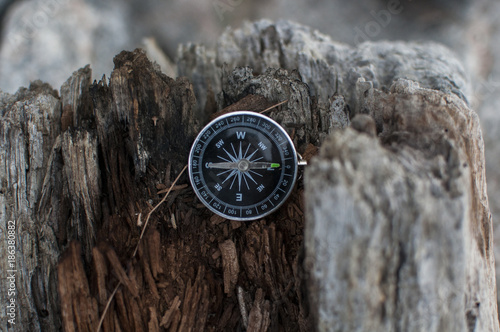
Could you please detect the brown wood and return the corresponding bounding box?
[8,49,309,331]
[58,242,98,332]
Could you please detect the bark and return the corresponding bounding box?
[0,19,497,332]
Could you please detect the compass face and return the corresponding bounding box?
[188,111,298,221]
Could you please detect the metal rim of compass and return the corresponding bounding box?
[188,110,299,221]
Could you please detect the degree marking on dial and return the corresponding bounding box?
[189,111,299,221]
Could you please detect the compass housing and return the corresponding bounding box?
[188,111,298,221]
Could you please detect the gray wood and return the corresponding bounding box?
[1,81,63,331]
[0,19,497,331]
[305,79,498,331]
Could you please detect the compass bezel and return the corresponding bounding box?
[188,111,298,221]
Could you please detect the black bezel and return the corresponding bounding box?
[188,111,298,221]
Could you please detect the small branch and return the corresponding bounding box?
[259,99,288,114]
[157,183,188,195]
[96,282,121,332]
[132,164,187,258]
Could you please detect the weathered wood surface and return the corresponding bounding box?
[1,81,63,331]
[0,47,311,331]
[0,19,497,332]
[306,79,498,331]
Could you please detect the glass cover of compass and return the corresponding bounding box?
[188,111,298,221]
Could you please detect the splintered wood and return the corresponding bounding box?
[58,242,98,332]
[219,240,239,295]
[60,191,309,331]
[247,289,271,332]
[51,49,312,331]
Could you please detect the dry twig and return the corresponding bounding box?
[259,99,288,114]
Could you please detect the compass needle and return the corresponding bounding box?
[209,162,238,169]
[188,111,298,221]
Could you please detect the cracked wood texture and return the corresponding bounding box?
[0,20,497,332]
[305,79,498,332]
[0,47,310,332]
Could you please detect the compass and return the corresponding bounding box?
[188,111,298,221]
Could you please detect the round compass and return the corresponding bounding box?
[188,111,298,221]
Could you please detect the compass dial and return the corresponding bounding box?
[188,111,298,221]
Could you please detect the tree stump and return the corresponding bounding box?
[305,79,498,331]
[0,20,497,331]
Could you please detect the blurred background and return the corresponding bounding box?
[0,0,491,94]
[1,0,500,308]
